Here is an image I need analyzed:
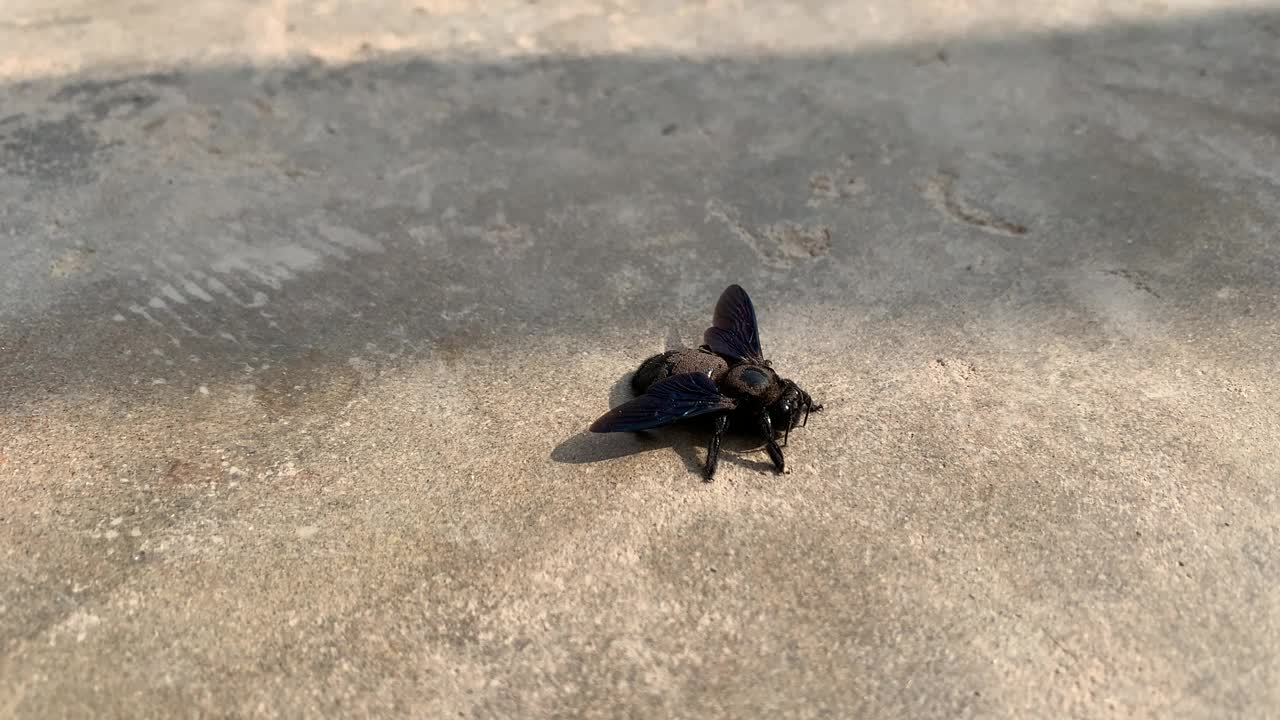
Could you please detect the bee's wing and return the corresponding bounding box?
[703,284,764,362]
[589,372,736,433]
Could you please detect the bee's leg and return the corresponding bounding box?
[704,414,730,482]
[758,412,785,473]
[802,390,823,426]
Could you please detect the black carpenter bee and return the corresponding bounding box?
[589,284,822,481]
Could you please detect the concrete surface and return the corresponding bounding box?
[2,1,1279,717]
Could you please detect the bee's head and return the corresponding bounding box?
[769,379,817,431]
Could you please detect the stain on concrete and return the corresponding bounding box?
[253,350,364,418]
[1102,267,1162,298]
[0,115,102,182]
[48,247,95,278]
[918,172,1029,236]
[706,200,833,269]
[808,171,866,203]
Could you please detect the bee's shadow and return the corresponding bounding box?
[550,371,776,477]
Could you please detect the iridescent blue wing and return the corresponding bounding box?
[703,284,764,362]
[589,372,736,433]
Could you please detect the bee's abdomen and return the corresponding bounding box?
[631,348,729,394]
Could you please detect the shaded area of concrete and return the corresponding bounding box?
[2,3,1279,718]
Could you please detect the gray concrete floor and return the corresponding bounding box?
[2,1,1279,717]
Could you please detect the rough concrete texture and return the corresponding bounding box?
[2,1,1279,717]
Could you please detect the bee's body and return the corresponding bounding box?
[632,348,728,393]
[591,285,822,481]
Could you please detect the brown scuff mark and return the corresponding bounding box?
[49,247,95,278]
[162,459,203,485]
[705,200,832,269]
[918,172,1028,237]
[1102,268,1162,299]
[929,357,979,385]
[808,172,866,203]
[761,222,832,259]
[253,349,365,418]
